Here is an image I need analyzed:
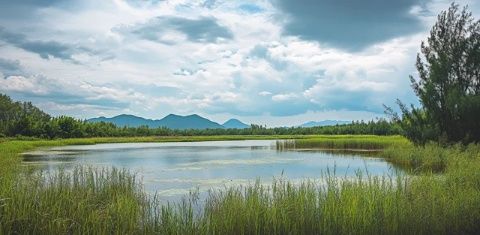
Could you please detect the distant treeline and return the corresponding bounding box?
[0,94,402,139]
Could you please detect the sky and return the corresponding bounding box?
[0,0,479,127]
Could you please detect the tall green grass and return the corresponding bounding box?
[382,143,480,173]
[1,136,480,234]
[195,144,480,234]
[0,167,151,234]
[276,135,410,150]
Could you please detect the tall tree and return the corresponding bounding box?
[390,3,480,144]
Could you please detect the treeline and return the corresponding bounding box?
[0,94,401,139]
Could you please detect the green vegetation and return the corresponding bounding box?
[198,153,480,234]
[276,135,410,150]
[386,3,480,145]
[1,167,150,234]
[2,137,480,234]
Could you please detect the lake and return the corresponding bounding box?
[23,140,400,202]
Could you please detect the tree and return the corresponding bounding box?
[389,3,480,144]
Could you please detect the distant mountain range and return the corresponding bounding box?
[88,114,350,129]
[87,114,250,130]
[300,120,351,127]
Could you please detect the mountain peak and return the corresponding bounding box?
[164,114,180,118]
[300,120,350,127]
[87,114,151,127]
[186,114,202,118]
[223,118,249,129]
[116,114,140,118]
[159,113,223,129]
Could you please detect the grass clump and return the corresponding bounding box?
[277,135,410,150]
[200,176,411,234]
[0,167,150,234]
[383,143,480,173]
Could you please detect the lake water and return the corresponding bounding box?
[23,140,400,202]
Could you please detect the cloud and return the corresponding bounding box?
[303,81,389,113]
[249,44,288,70]
[0,58,22,76]
[0,74,138,111]
[0,0,67,19]
[258,91,272,96]
[173,68,206,76]
[271,92,297,102]
[0,27,91,61]
[239,3,264,14]
[272,0,429,51]
[202,0,219,9]
[118,16,233,44]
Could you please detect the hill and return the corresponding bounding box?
[300,120,351,127]
[222,119,249,129]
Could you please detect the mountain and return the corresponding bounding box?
[88,114,156,127]
[158,114,224,129]
[300,120,351,127]
[222,119,249,129]
[88,114,224,129]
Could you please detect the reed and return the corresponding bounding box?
[276,135,410,150]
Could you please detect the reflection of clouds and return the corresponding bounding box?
[149,176,379,198]
[23,150,83,156]
[150,178,251,185]
[160,167,204,172]
[155,188,192,197]
[176,157,303,168]
[151,178,261,197]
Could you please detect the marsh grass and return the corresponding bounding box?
[383,143,480,173]
[1,136,480,234]
[0,167,150,234]
[276,135,410,151]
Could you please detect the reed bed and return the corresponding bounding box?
[383,142,480,172]
[1,137,480,234]
[0,167,151,234]
[276,135,410,150]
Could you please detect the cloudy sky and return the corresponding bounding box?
[0,0,479,126]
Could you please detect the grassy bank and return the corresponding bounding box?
[1,136,480,234]
[276,135,410,150]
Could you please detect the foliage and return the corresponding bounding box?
[0,94,50,137]
[0,93,402,138]
[389,3,480,144]
[276,135,410,150]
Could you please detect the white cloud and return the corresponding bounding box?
[272,93,298,102]
[258,91,272,96]
[0,75,50,95]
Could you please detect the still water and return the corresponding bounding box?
[23,140,399,201]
